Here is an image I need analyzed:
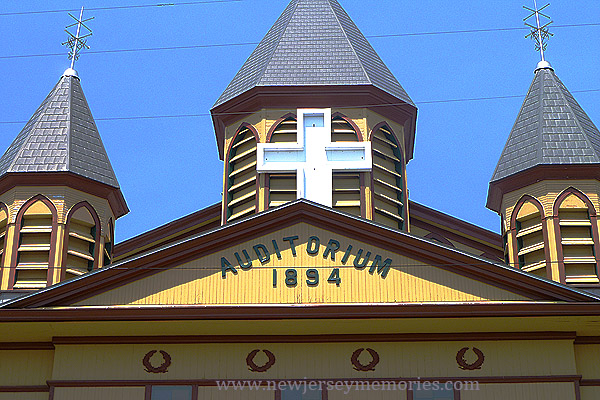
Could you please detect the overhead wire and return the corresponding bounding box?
[0,23,599,60]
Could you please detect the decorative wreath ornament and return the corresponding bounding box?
[351,348,380,371]
[246,349,276,372]
[456,347,485,370]
[143,350,172,374]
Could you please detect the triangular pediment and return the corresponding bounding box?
[6,201,593,310]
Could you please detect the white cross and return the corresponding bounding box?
[257,108,372,207]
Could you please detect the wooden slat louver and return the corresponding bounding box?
[268,118,297,208]
[332,116,361,217]
[227,127,258,222]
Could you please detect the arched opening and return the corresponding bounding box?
[512,198,549,278]
[226,124,258,222]
[370,124,405,230]
[267,116,298,208]
[12,196,57,289]
[64,203,100,281]
[0,204,8,265]
[554,189,600,284]
[331,114,362,217]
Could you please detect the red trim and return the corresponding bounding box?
[6,202,595,308]
[552,187,600,284]
[424,232,455,247]
[581,379,600,386]
[0,386,49,392]
[211,85,417,162]
[510,195,551,278]
[223,123,260,224]
[0,342,54,350]
[331,112,363,141]
[62,202,102,282]
[144,385,151,400]
[266,113,297,143]
[0,202,8,281]
[8,195,58,289]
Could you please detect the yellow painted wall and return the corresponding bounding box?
[76,224,527,306]
[575,344,600,379]
[582,387,600,400]
[53,387,144,400]
[461,383,576,400]
[0,394,48,400]
[0,350,53,386]
[51,340,575,381]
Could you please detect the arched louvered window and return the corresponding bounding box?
[268,117,298,208]
[371,124,405,230]
[226,125,258,222]
[63,203,100,281]
[0,204,8,264]
[12,196,57,289]
[513,198,549,278]
[331,115,361,217]
[554,189,600,284]
[104,218,114,267]
[502,217,510,264]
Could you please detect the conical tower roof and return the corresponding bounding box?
[0,73,120,188]
[491,65,600,183]
[213,0,414,108]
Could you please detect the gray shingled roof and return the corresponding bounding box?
[0,75,120,188]
[213,0,414,108]
[491,66,600,182]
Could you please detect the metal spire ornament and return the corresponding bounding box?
[62,7,94,76]
[523,0,553,64]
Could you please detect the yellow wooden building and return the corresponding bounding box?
[1,1,600,399]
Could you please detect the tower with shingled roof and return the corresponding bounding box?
[212,0,417,231]
[0,10,127,298]
[487,3,600,291]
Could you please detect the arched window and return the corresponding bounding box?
[331,114,362,217]
[104,218,114,267]
[12,196,57,289]
[226,124,258,222]
[554,189,600,284]
[267,116,297,208]
[63,203,101,281]
[0,203,8,265]
[370,123,405,230]
[502,217,510,264]
[512,198,549,278]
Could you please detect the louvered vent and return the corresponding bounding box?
[557,194,599,284]
[65,207,98,280]
[104,220,113,267]
[515,203,547,278]
[332,116,361,217]
[0,207,7,261]
[371,126,405,230]
[268,118,297,208]
[227,127,257,222]
[14,200,53,289]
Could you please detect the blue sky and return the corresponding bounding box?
[0,0,599,242]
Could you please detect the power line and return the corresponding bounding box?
[0,0,243,17]
[0,89,599,125]
[0,22,598,60]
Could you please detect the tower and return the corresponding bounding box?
[211,0,417,230]
[487,3,600,291]
[0,10,128,296]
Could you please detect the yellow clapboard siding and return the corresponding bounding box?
[51,340,575,382]
[76,223,527,307]
[53,387,144,400]
[0,394,48,400]
[575,344,600,379]
[0,350,53,386]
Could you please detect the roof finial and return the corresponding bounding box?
[524,1,554,71]
[62,6,94,77]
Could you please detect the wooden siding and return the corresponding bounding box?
[0,350,53,386]
[0,394,48,400]
[575,344,600,379]
[460,383,575,400]
[51,340,575,381]
[582,387,600,399]
[53,387,144,400]
[76,224,527,306]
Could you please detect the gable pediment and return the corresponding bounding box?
[5,201,594,309]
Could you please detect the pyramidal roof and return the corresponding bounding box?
[491,65,600,182]
[0,73,120,188]
[213,0,414,108]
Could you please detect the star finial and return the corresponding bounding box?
[62,7,94,76]
[523,1,553,64]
